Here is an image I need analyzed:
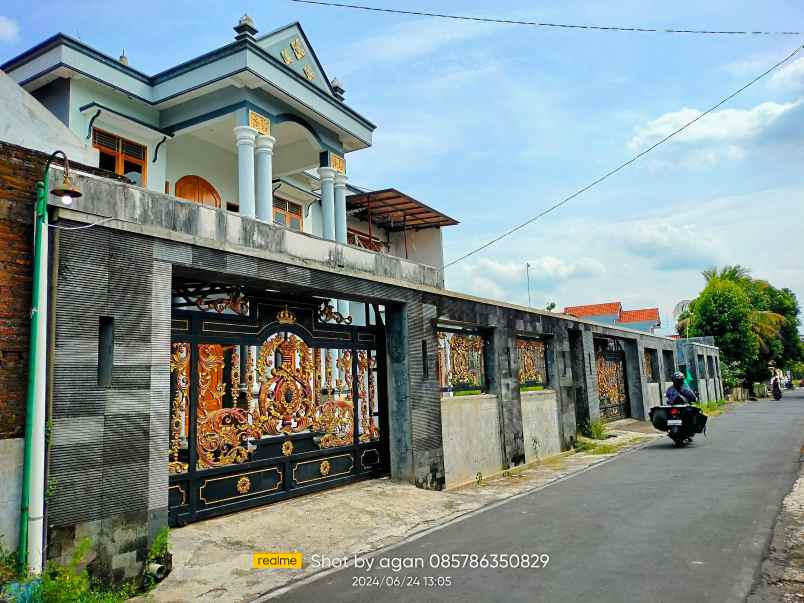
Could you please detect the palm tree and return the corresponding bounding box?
[702,264,752,283]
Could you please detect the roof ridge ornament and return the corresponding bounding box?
[234,14,258,41]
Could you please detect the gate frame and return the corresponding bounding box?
[168,285,390,526]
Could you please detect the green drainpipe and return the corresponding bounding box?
[18,170,49,573]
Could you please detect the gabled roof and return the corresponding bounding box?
[618,308,661,324]
[255,22,335,98]
[564,302,622,317]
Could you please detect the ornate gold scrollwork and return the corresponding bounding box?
[196,407,261,469]
[282,440,294,456]
[194,290,249,316]
[357,351,380,442]
[257,334,316,435]
[517,339,546,384]
[236,476,252,494]
[448,334,484,387]
[280,48,293,64]
[318,301,352,325]
[169,343,190,474]
[303,65,315,81]
[319,460,331,476]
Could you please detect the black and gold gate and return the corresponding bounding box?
[168,283,388,525]
[594,338,630,422]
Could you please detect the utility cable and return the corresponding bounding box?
[288,0,802,36]
[442,42,804,269]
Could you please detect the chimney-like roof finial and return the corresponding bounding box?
[234,14,258,41]
[118,49,128,66]
[331,78,345,101]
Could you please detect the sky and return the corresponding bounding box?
[1,1,802,334]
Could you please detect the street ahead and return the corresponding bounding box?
[276,394,804,603]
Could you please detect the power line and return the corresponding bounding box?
[442,42,804,270]
[288,0,802,36]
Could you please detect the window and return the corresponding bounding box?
[644,349,659,383]
[517,338,547,391]
[697,354,706,377]
[93,128,147,186]
[707,356,715,378]
[436,329,485,395]
[662,350,675,381]
[273,198,303,231]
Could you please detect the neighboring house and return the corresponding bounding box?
[1,15,457,275]
[564,302,661,334]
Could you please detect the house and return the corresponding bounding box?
[1,15,457,284]
[564,302,661,334]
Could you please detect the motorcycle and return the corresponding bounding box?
[649,403,707,447]
[772,380,783,400]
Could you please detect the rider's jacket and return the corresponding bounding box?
[665,385,698,405]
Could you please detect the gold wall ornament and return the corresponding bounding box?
[330,153,345,175]
[236,476,252,494]
[280,47,293,65]
[290,37,305,60]
[282,440,294,456]
[517,339,546,384]
[169,343,190,474]
[277,305,296,325]
[303,65,315,81]
[447,334,484,388]
[357,351,380,442]
[319,460,331,476]
[248,110,271,136]
[318,301,352,325]
[198,344,227,412]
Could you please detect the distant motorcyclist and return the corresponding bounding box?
[665,371,698,406]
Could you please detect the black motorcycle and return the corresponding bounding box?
[649,404,707,447]
[772,380,783,400]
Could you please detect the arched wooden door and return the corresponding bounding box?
[175,175,221,208]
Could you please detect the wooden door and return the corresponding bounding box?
[175,175,221,208]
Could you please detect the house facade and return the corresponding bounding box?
[0,15,723,585]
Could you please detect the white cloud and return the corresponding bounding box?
[628,101,799,154]
[613,221,724,271]
[770,56,804,91]
[330,18,501,76]
[0,16,19,42]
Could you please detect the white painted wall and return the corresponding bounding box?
[440,394,502,488]
[389,228,444,269]
[165,134,238,206]
[0,438,23,551]
[0,70,97,166]
[520,390,562,463]
[647,383,662,407]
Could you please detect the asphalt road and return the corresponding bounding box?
[275,393,804,603]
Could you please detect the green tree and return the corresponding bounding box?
[688,278,759,368]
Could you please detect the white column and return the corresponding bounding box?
[334,172,347,245]
[318,166,336,241]
[255,134,276,222]
[234,125,257,218]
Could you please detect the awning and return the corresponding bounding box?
[346,188,458,231]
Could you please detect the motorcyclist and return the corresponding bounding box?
[665,371,698,405]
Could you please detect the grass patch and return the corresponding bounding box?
[453,389,483,397]
[519,385,546,392]
[579,418,608,440]
[575,436,641,456]
[695,398,728,417]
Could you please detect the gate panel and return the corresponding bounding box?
[595,338,630,422]
[168,284,389,526]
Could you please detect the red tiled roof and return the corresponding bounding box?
[563,302,622,317]
[618,308,661,324]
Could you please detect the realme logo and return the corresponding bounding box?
[253,552,303,569]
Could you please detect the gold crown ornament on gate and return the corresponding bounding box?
[276,305,296,325]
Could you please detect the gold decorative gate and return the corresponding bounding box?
[168,283,387,525]
[595,338,630,422]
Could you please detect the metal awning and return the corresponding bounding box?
[346,188,459,231]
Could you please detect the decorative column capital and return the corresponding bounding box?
[317,166,337,182]
[255,134,276,155]
[233,125,258,146]
[334,173,348,189]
